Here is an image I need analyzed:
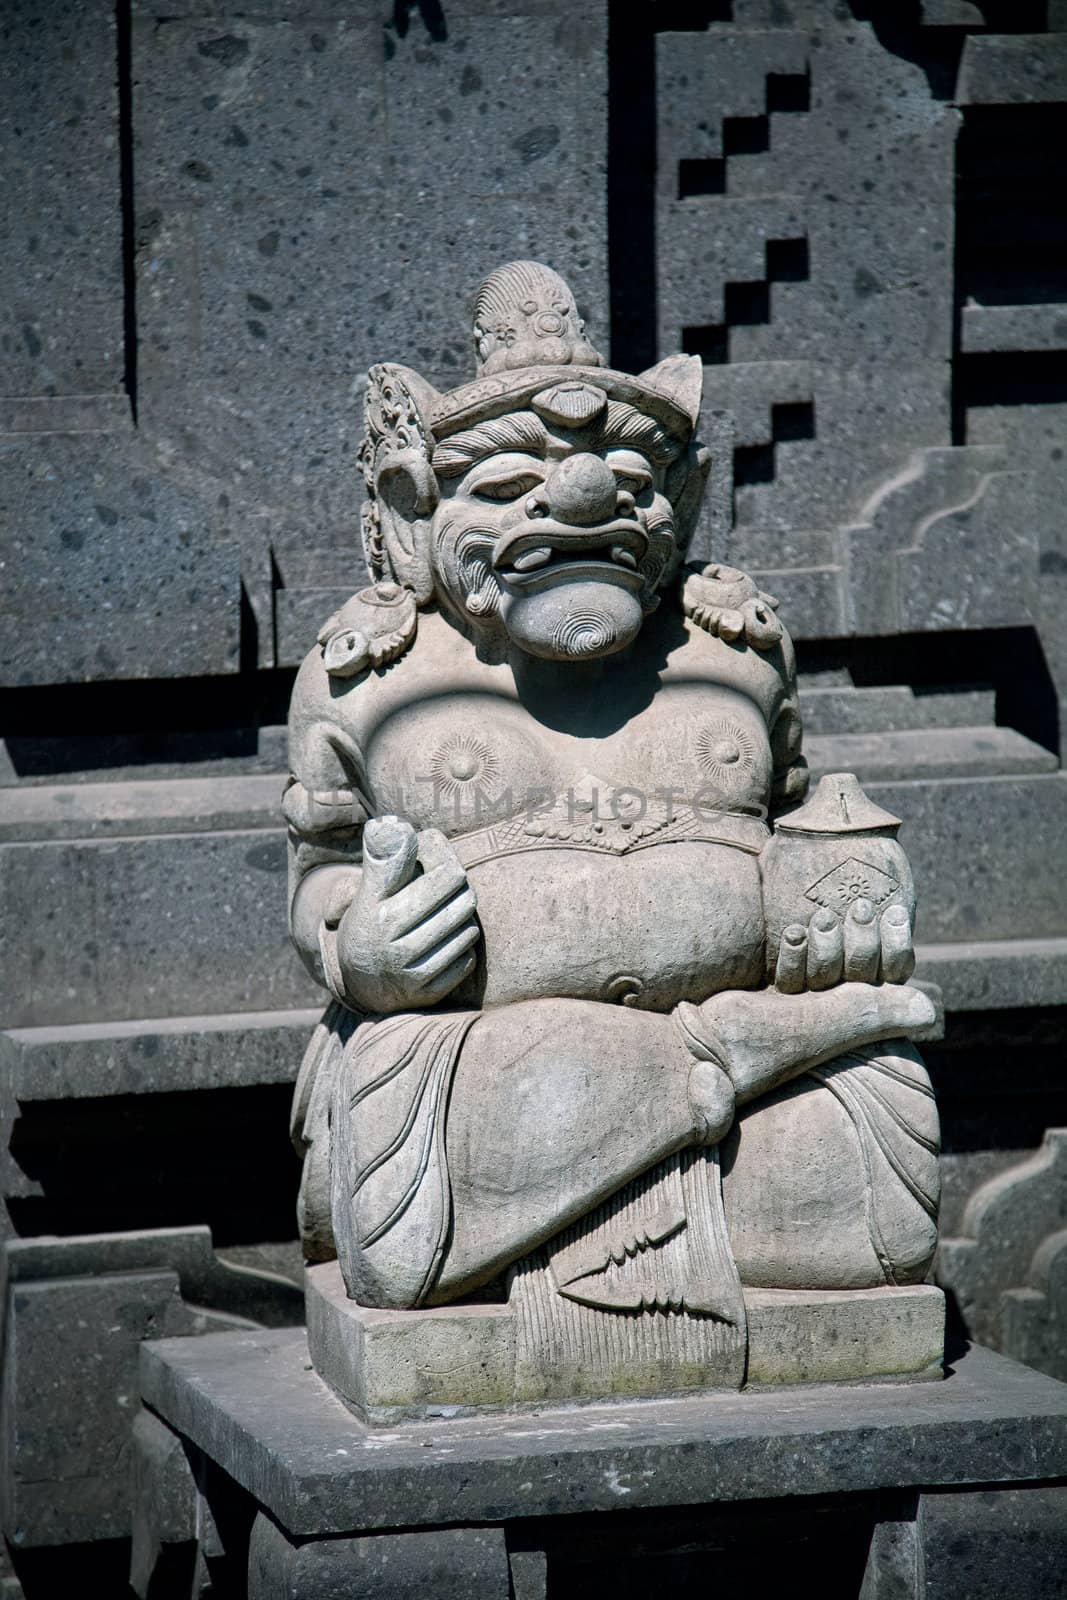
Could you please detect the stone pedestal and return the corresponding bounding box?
[134,1330,1067,1598]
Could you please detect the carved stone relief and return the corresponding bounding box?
[939,1128,1067,1381]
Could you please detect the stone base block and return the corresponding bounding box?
[305,1263,515,1420]
[744,1284,945,1388]
[305,1262,944,1421]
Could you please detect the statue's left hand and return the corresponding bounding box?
[772,898,914,992]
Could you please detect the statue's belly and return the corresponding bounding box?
[456,841,764,1011]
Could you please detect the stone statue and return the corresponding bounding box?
[287,262,941,1403]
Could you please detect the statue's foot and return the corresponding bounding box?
[680,981,935,1105]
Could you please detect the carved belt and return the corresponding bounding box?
[450,804,768,871]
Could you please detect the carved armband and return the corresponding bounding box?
[316,582,417,679]
[283,778,370,837]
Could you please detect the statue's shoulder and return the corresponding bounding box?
[290,581,420,721]
[313,581,419,682]
[680,563,788,655]
[673,563,800,732]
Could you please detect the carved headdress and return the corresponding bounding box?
[358,261,707,593]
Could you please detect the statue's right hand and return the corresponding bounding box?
[336,817,480,1012]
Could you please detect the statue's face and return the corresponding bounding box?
[429,406,684,661]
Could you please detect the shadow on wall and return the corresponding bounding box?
[392,0,448,43]
[796,626,1061,760]
[7,1085,301,1244]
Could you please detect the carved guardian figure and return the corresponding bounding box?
[286,263,940,1393]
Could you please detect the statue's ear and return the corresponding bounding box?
[665,441,711,556]
[637,353,708,561]
[358,364,440,604]
[637,353,703,431]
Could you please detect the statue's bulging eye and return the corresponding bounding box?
[613,468,653,496]
[472,473,544,502]
[604,450,655,499]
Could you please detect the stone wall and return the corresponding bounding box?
[1,2,1066,1591]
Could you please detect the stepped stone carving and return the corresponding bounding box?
[286,262,942,1413]
[1,1226,301,1549]
[939,1128,1067,1372]
[844,445,1041,637]
[1001,1229,1067,1385]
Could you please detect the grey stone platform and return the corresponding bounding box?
[136,1329,1067,1597]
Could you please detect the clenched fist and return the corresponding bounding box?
[337,817,480,1013]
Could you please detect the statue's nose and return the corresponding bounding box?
[537,453,619,526]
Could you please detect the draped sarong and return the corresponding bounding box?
[328,1009,478,1308]
[808,1040,940,1283]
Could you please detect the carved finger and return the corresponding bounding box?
[383,868,473,939]
[361,815,419,901]
[393,890,478,961]
[843,896,880,982]
[880,902,916,984]
[806,907,844,990]
[406,922,482,985]
[413,951,479,1005]
[415,827,467,876]
[775,925,808,993]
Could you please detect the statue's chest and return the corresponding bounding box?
[362,681,772,835]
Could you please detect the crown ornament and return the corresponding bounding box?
[471,260,603,375]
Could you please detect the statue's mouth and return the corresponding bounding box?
[491,519,648,589]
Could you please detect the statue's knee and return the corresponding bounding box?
[883,1206,938,1285]
[722,1062,939,1290]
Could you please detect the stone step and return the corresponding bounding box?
[0,699,1026,792]
[961,302,1067,356]
[0,707,1030,800]
[806,725,1057,784]
[915,935,1067,1014]
[0,828,318,1028]
[1,936,1063,1114]
[0,726,288,788]
[867,770,1067,947]
[0,955,1061,1141]
[1,1007,320,1101]
[1,769,1064,1028]
[0,773,285,842]
[799,684,995,736]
